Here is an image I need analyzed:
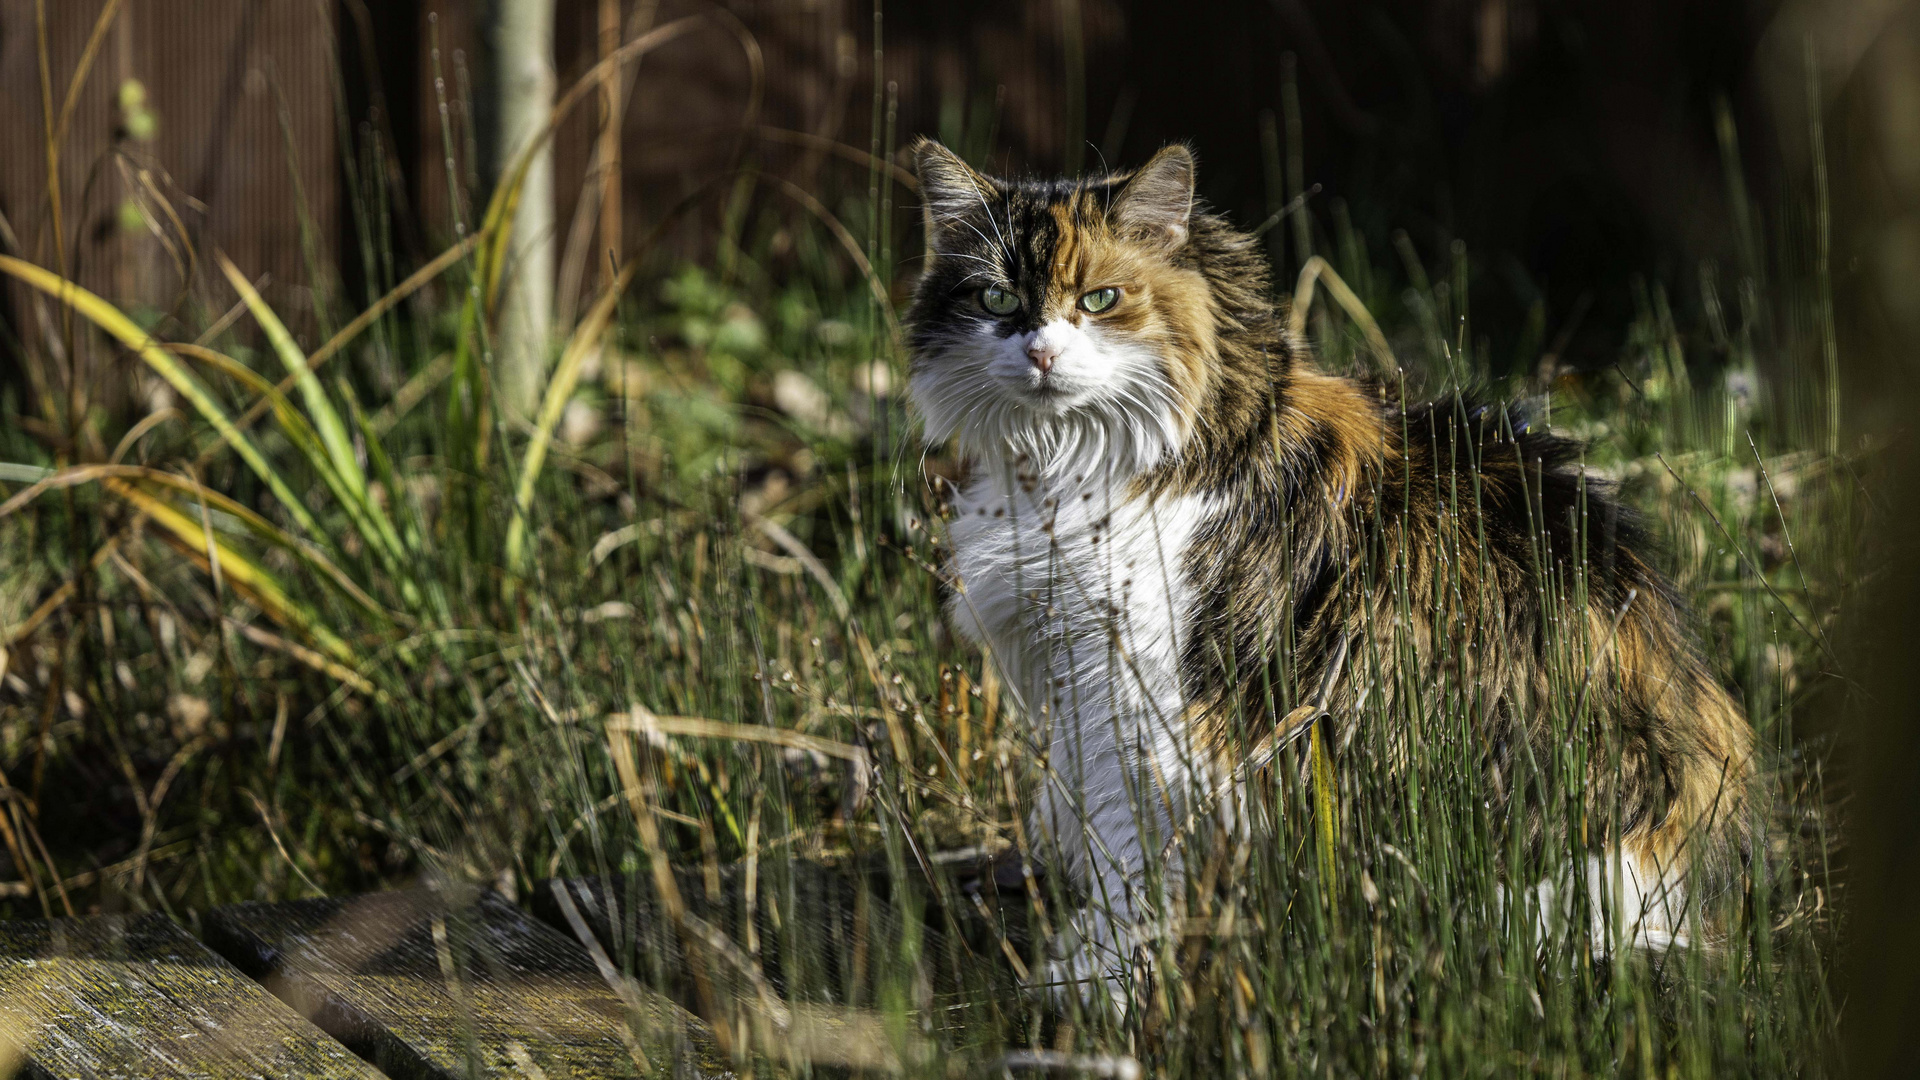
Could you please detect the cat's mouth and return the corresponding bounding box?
[980,353,1091,412]
[1014,376,1080,412]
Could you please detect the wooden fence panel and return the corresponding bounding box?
[0,0,337,315]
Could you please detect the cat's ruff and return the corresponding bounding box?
[906,138,1753,1010]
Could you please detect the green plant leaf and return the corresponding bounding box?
[107,478,358,667]
[0,255,323,542]
[504,261,637,575]
[216,253,408,568]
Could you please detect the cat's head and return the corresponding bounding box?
[905,140,1229,484]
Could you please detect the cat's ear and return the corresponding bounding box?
[913,138,997,244]
[1111,144,1195,249]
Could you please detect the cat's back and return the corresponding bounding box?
[1376,394,1654,591]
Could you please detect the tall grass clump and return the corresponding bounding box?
[0,12,1852,1077]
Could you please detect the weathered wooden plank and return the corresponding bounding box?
[203,888,729,1080]
[0,910,381,1080]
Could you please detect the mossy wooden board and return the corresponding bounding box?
[203,889,730,1080]
[0,910,382,1080]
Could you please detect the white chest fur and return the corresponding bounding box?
[946,470,1201,698]
[945,464,1212,871]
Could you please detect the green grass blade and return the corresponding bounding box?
[504,260,635,575]
[0,254,324,541]
[168,343,349,491]
[1311,715,1339,910]
[106,478,359,667]
[1,461,393,627]
[167,343,410,590]
[215,253,408,568]
[340,377,431,574]
[216,252,365,497]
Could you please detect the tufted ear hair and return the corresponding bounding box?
[1110,144,1196,249]
[913,138,998,247]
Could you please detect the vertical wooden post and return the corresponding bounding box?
[598,0,624,281]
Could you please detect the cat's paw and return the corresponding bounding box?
[1036,915,1159,1020]
[1042,941,1130,1018]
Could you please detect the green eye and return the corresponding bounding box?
[980,286,1020,315]
[1080,287,1120,313]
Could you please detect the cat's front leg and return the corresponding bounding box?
[1029,693,1191,1015]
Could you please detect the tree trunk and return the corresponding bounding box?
[493,0,557,421]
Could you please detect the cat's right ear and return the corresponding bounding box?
[913,138,997,249]
[1110,144,1195,249]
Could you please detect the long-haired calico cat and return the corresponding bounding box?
[905,139,1753,1004]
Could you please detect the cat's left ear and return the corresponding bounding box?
[913,137,998,246]
[1111,144,1195,249]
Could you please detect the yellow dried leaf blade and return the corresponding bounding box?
[0,255,322,541]
[107,479,359,667]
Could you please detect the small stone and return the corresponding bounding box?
[168,693,211,737]
[560,400,605,446]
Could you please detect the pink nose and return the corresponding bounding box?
[1027,340,1060,373]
